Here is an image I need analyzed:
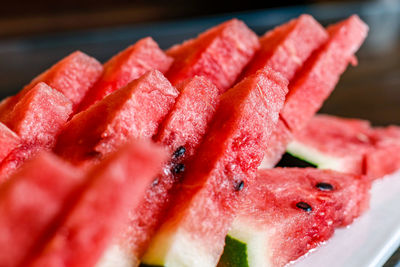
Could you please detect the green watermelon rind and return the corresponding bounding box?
[219,235,250,267]
[220,219,270,267]
[286,140,348,171]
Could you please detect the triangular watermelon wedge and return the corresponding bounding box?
[0,82,73,180]
[0,51,102,116]
[241,14,328,82]
[54,70,178,166]
[98,76,221,266]
[281,15,368,133]
[142,67,288,267]
[78,37,173,110]
[25,140,167,267]
[262,15,368,168]
[2,82,73,148]
[0,152,84,267]
[220,168,370,267]
[166,19,260,93]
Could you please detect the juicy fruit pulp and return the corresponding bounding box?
[242,14,328,82]
[79,37,173,110]
[222,168,370,267]
[142,68,288,267]
[0,152,83,267]
[0,82,73,180]
[106,76,221,266]
[26,141,167,267]
[166,19,260,93]
[1,82,73,148]
[55,70,178,166]
[0,51,102,116]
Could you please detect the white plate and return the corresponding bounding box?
[293,170,400,267]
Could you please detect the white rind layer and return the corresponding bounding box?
[142,228,215,267]
[96,244,136,267]
[286,140,347,171]
[228,218,272,267]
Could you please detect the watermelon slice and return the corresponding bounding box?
[26,140,166,267]
[287,114,372,173]
[238,15,328,169]
[289,114,400,179]
[0,122,20,163]
[261,15,368,167]
[0,82,73,180]
[166,19,260,93]
[2,82,73,147]
[142,67,288,267]
[241,14,328,81]
[0,152,83,267]
[220,168,370,267]
[281,15,368,133]
[54,70,179,166]
[97,76,221,266]
[0,51,102,116]
[79,37,173,110]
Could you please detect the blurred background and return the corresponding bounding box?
[0,0,399,126]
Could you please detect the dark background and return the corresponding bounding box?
[0,0,350,38]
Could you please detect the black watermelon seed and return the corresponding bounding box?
[172,163,185,174]
[235,180,244,191]
[172,146,186,159]
[316,182,334,191]
[296,201,312,212]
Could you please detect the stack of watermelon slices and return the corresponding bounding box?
[0,12,398,267]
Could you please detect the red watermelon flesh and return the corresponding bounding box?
[2,82,73,148]
[54,70,178,166]
[105,76,221,265]
[0,51,102,116]
[0,152,83,267]
[223,168,370,267]
[27,140,167,267]
[242,14,328,81]
[78,37,173,111]
[166,19,260,93]
[260,118,293,168]
[142,67,288,267]
[364,126,400,178]
[0,83,73,180]
[281,15,368,133]
[0,122,20,163]
[0,145,43,182]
